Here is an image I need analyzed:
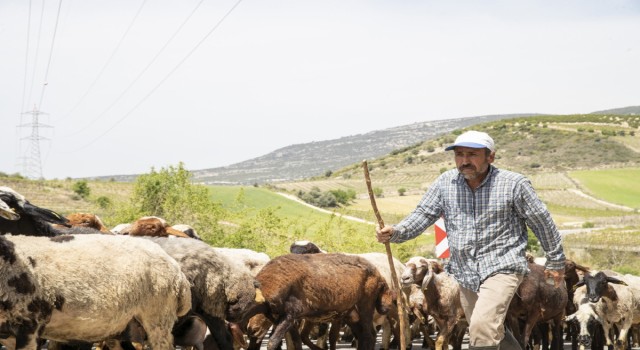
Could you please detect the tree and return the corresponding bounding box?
[398,188,407,196]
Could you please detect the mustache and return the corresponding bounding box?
[459,165,475,170]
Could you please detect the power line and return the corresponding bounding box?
[64,0,244,153]
[20,0,33,117]
[37,0,63,111]
[64,0,206,137]
[26,0,46,111]
[58,0,149,122]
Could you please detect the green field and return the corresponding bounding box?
[570,168,640,209]
[207,185,434,260]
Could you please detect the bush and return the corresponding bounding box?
[114,162,224,244]
[95,196,112,209]
[373,187,384,198]
[72,180,91,199]
[398,188,406,196]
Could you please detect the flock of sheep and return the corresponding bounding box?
[1,185,639,350]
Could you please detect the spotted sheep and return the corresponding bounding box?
[0,234,192,350]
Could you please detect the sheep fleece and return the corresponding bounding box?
[0,234,191,347]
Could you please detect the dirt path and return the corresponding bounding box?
[276,192,376,225]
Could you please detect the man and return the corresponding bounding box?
[376,130,565,350]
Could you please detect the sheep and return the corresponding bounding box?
[287,241,411,350]
[213,247,271,277]
[120,216,191,238]
[0,186,70,236]
[289,240,326,254]
[401,256,467,350]
[566,271,640,350]
[171,224,203,240]
[355,252,412,350]
[65,213,112,233]
[0,233,192,350]
[140,237,265,350]
[253,253,394,350]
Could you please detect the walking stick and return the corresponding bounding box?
[362,160,408,350]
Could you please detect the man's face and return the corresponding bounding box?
[454,146,495,181]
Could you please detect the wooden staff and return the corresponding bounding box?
[362,160,408,350]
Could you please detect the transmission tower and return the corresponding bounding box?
[18,105,51,179]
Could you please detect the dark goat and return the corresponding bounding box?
[253,253,394,350]
[507,262,567,350]
[0,186,70,236]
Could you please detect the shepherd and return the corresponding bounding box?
[375,130,565,350]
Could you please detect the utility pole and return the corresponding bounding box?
[18,105,51,179]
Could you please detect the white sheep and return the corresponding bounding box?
[213,247,271,277]
[0,234,191,350]
[567,271,640,350]
[141,237,266,350]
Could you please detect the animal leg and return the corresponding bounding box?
[201,314,235,350]
[267,317,295,350]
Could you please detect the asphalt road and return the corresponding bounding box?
[257,332,587,350]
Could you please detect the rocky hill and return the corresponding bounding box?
[190,114,539,184]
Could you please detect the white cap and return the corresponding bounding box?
[445,130,495,152]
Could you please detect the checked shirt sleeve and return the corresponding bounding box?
[514,178,565,270]
[390,179,443,243]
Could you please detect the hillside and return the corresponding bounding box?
[189,114,540,184]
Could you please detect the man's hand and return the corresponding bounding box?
[376,225,394,243]
[544,268,565,288]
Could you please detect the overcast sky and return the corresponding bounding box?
[1,0,639,180]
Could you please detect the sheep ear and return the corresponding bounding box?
[573,280,585,291]
[606,277,628,286]
[430,261,443,274]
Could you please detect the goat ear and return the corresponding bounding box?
[606,277,628,286]
[573,280,585,291]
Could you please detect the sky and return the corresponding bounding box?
[1,0,639,180]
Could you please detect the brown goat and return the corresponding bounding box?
[253,253,394,350]
[507,262,568,350]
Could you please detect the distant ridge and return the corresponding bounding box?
[590,106,640,115]
[191,113,540,185]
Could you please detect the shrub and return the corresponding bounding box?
[95,196,112,209]
[398,188,406,196]
[72,180,91,199]
[582,222,595,228]
[373,187,384,198]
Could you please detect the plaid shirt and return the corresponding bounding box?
[390,165,565,291]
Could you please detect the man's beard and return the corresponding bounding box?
[459,165,486,180]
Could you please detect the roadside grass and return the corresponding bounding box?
[563,229,640,274]
[570,168,640,209]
